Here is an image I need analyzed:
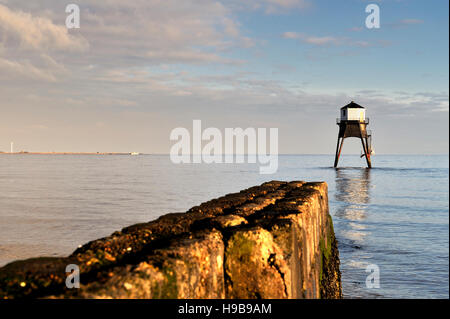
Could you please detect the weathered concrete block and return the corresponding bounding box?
[265,219,306,299]
[73,230,224,299]
[224,226,289,299]
[0,181,341,299]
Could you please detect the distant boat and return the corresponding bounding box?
[130,152,140,155]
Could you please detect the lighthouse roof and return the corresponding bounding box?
[341,101,364,109]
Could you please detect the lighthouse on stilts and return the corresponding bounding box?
[334,101,373,168]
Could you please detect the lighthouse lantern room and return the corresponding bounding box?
[340,103,366,121]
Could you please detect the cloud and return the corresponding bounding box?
[386,18,425,28]
[352,90,449,114]
[349,26,364,32]
[282,32,370,47]
[0,56,59,81]
[282,32,302,39]
[228,0,311,13]
[0,0,254,85]
[0,3,86,82]
[146,50,245,65]
[1,1,252,67]
[349,19,423,32]
[400,19,424,25]
[283,32,340,45]
[303,36,341,46]
[62,0,251,65]
[265,0,308,8]
[261,0,310,13]
[0,4,88,52]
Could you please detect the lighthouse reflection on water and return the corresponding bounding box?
[333,167,379,298]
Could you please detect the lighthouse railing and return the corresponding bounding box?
[336,118,369,125]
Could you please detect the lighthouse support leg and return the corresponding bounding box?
[365,136,371,152]
[360,136,372,168]
[365,136,372,163]
[334,137,344,168]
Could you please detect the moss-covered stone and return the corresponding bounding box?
[0,180,341,299]
[224,226,288,299]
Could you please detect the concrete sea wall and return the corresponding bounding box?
[0,181,342,299]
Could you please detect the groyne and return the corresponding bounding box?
[0,181,341,299]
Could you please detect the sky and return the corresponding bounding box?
[0,0,448,154]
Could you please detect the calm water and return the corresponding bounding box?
[0,154,448,298]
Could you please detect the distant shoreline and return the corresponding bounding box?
[0,152,138,155]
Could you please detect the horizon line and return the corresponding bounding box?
[1,152,448,156]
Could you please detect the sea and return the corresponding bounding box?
[0,154,448,298]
